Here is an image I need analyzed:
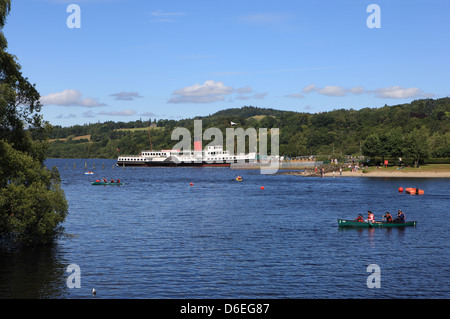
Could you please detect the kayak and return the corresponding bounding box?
[405,187,424,195]
[337,219,417,228]
[91,182,124,186]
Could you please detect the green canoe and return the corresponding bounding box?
[91,182,124,186]
[337,219,416,228]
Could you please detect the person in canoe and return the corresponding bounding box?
[396,210,406,223]
[367,211,375,223]
[117,179,121,183]
[382,212,393,223]
[354,214,364,222]
[110,179,115,183]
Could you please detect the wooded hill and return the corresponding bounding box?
[46,97,450,164]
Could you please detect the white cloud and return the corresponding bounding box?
[348,86,365,95]
[168,80,234,104]
[97,110,137,116]
[110,91,143,101]
[235,95,251,101]
[234,86,268,100]
[82,110,96,118]
[40,89,106,107]
[318,86,346,97]
[253,92,268,99]
[302,83,362,96]
[236,86,253,94]
[299,83,434,100]
[285,93,305,99]
[302,84,319,93]
[81,109,137,118]
[371,86,424,99]
[140,112,158,117]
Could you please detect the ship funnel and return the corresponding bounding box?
[194,136,202,152]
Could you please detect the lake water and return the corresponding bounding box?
[1,158,449,299]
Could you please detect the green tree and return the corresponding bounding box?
[0,141,68,245]
[361,134,381,158]
[405,127,430,167]
[384,128,405,159]
[430,132,450,157]
[0,0,68,245]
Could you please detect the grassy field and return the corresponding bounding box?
[364,164,450,172]
[48,135,91,142]
[114,127,161,132]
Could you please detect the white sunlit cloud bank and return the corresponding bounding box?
[167,80,269,104]
[40,89,106,107]
[289,84,435,99]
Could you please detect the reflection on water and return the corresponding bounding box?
[0,244,67,298]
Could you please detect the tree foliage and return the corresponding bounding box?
[0,141,68,245]
[1,0,68,245]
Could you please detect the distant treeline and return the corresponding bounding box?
[46,98,450,164]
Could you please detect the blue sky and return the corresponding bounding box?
[3,0,450,126]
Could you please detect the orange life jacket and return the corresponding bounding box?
[355,216,364,222]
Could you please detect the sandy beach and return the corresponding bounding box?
[280,164,450,178]
[326,169,450,178]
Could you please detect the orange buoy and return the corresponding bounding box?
[398,187,403,192]
[260,186,264,190]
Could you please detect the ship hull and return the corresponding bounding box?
[117,145,257,168]
[116,160,240,167]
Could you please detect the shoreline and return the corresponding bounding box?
[283,169,450,178]
[329,170,450,178]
